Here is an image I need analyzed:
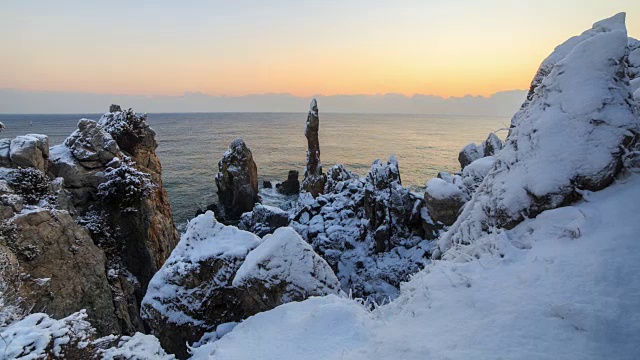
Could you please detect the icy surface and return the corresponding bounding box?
[198,175,640,360]
[98,333,175,360]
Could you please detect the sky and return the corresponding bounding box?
[1,1,639,109]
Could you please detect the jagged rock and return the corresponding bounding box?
[482,133,503,157]
[263,180,273,188]
[0,138,12,166]
[277,170,300,195]
[9,134,49,172]
[458,142,482,170]
[290,157,436,300]
[301,99,326,196]
[423,178,469,226]
[239,204,290,237]
[439,13,640,254]
[141,212,337,358]
[215,139,260,221]
[64,119,119,168]
[1,209,119,336]
[48,106,179,335]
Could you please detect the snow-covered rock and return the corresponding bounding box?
[482,132,503,157]
[291,156,436,300]
[460,156,496,191]
[9,134,49,172]
[198,171,640,360]
[457,142,482,169]
[0,310,95,359]
[439,13,640,253]
[233,227,341,304]
[423,177,469,226]
[142,211,339,358]
[238,203,290,237]
[64,119,119,168]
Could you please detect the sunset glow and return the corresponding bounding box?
[2,0,639,98]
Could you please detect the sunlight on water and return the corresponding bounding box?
[0,112,509,228]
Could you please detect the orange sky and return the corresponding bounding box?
[1,1,639,98]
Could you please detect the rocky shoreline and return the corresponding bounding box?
[1,12,639,359]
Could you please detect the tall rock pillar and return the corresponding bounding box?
[301,99,326,197]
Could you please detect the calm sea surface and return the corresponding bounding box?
[0,112,509,228]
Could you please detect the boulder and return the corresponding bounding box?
[482,132,503,157]
[215,138,260,221]
[277,170,300,195]
[439,14,640,254]
[263,180,273,188]
[141,211,338,358]
[9,134,49,172]
[423,178,469,226]
[458,142,482,170]
[301,99,326,196]
[239,204,290,237]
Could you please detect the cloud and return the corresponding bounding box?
[0,89,526,116]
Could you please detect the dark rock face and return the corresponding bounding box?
[141,212,338,359]
[290,157,438,300]
[301,99,326,197]
[277,170,300,195]
[239,204,290,237]
[45,106,179,335]
[423,178,469,226]
[215,139,260,221]
[262,180,273,188]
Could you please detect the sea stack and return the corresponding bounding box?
[301,98,326,197]
[215,138,260,220]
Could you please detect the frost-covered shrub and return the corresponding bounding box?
[7,167,50,205]
[99,108,148,144]
[98,158,155,209]
[77,210,121,253]
[0,252,25,328]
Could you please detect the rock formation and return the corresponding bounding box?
[439,13,640,255]
[141,211,339,358]
[277,170,300,195]
[215,138,260,221]
[238,204,290,237]
[423,178,469,226]
[0,105,181,336]
[290,158,436,300]
[458,132,503,170]
[301,99,326,197]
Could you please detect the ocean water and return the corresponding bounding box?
[0,112,509,228]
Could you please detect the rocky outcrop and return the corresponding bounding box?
[141,211,338,358]
[239,204,290,237]
[0,134,50,172]
[482,133,503,157]
[277,170,300,195]
[215,138,260,221]
[46,106,179,335]
[301,99,326,197]
[290,157,437,300]
[439,14,640,255]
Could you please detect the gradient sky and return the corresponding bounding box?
[1,1,639,98]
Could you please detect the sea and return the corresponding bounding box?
[0,113,509,229]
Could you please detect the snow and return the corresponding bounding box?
[98,333,175,360]
[309,98,318,116]
[232,227,340,301]
[199,174,640,360]
[0,310,93,359]
[142,211,261,325]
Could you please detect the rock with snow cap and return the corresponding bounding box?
[439,13,640,254]
[215,138,260,221]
